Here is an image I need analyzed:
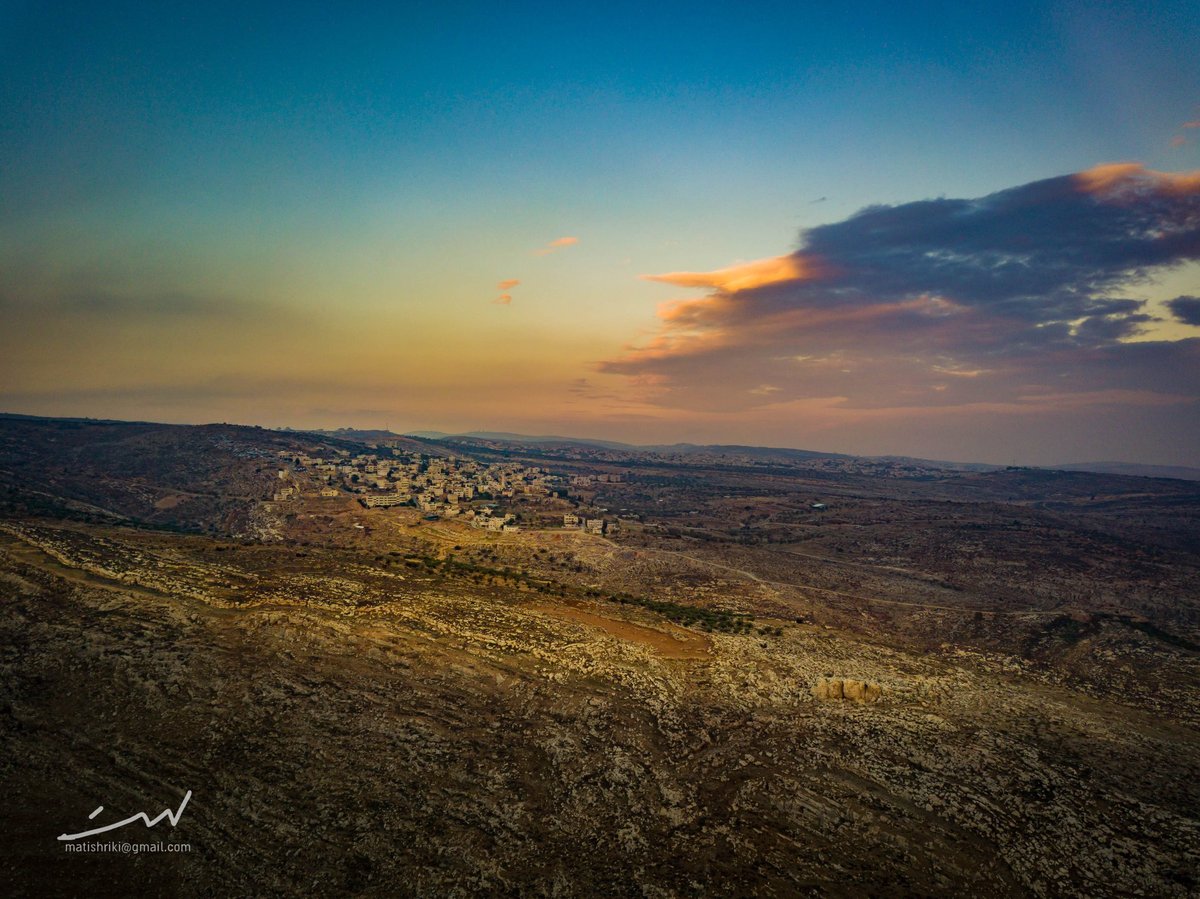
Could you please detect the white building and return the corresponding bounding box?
[360,492,411,508]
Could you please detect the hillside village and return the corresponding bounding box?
[270,446,622,535]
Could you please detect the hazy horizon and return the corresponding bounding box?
[8,408,1200,473]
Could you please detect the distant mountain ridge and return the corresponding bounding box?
[408,431,1200,481]
[404,430,1004,472]
[8,414,1193,481]
[309,425,1200,479]
[406,430,638,450]
[1046,461,1200,482]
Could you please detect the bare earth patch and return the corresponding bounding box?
[528,599,712,659]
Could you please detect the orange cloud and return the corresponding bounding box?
[1172,136,1188,148]
[535,236,579,256]
[1183,121,1200,129]
[497,279,520,290]
[493,294,512,305]
[1074,162,1200,196]
[642,254,816,293]
[617,294,967,369]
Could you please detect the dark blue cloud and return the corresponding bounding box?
[1167,295,1200,325]
[795,167,1200,321]
[602,164,1200,414]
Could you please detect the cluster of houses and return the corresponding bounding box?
[568,474,623,487]
[270,446,617,535]
[275,448,551,504]
[562,513,616,536]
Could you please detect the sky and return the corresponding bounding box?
[1,1,1198,466]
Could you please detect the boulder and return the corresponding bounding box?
[811,677,883,703]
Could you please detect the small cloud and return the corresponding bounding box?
[748,384,782,396]
[1183,121,1200,129]
[932,364,987,378]
[810,196,828,204]
[493,294,513,306]
[1167,295,1200,325]
[497,278,520,291]
[1171,135,1187,148]
[535,236,579,256]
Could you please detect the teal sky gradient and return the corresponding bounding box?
[2,1,1198,464]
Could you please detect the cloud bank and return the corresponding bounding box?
[601,164,1200,421]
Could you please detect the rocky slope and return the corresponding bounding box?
[2,521,1197,897]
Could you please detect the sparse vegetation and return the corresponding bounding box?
[3,416,1199,897]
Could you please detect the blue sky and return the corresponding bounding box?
[2,1,1198,463]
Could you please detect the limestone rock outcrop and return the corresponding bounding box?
[812,677,883,703]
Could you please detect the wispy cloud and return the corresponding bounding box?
[600,163,1200,418]
[535,236,579,256]
[1171,118,1200,149]
[490,279,521,305]
[642,255,812,293]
